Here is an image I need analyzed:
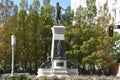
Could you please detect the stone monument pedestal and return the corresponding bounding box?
[37,60,78,78]
[51,59,69,77]
[37,26,78,78]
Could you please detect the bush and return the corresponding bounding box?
[3,75,119,80]
[42,77,49,80]
[26,76,34,80]
[4,75,27,80]
[17,75,27,80]
[5,76,17,80]
[61,77,66,80]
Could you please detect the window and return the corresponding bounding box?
[117,25,120,29]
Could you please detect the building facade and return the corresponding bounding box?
[71,0,86,13]
[109,0,120,27]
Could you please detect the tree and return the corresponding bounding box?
[75,0,97,27]
[65,0,119,75]
[27,0,41,72]
[33,0,40,12]
[20,0,28,10]
[16,0,28,71]
[43,0,50,7]
[112,33,120,60]
[0,0,18,72]
[62,6,73,27]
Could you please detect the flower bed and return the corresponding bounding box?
[33,76,119,80]
[1,75,119,80]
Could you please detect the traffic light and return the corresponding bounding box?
[109,26,113,37]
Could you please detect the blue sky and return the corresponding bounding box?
[13,0,70,9]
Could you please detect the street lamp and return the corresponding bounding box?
[11,35,16,76]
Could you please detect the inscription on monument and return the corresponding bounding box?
[56,62,64,66]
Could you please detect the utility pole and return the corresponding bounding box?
[11,35,16,76]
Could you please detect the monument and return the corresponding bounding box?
[37,2,78,78]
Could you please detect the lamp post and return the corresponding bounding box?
[11,35,16,76]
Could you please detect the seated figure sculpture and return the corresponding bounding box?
[40,53,51,68]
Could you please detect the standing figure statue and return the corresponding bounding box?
[57,40,62,58]
[54,2,65,25]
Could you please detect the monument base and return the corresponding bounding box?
[37,59,78,78]
[117,63,120,78]
[37,68,78,78]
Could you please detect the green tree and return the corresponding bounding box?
[112,33,120,60]
[27,0,41,72]
[62,6,73,27]
[20,0,28,10]
[16,0,28,71]
[0,0,58,74]
[32,0,40,12]
[0,0,18,72]
[65,0,119,75]
[75,0,97,27]
[43,0,50,7]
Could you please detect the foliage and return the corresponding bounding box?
[111,32,120,60]
[75,0,97,27]
[65,0,120,75]
[5,76,17,80]
[20,0,28,10]
[0,0,53,73]
[4,75,31,80]
[28,76,120,80]
[62,6,73,27]
[43,0,50,7]
[0,0,18,73]
[17,75,27,80]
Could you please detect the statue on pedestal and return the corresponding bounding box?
[54,2,65,25]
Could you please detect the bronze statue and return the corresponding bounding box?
[54,2,64,25]
[57,40,62,57]
[40,53,51,68]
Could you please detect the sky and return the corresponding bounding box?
[13,0,70,9]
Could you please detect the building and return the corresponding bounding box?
[71,0,86,13]
[71,0,120,33]
[109,0,120,29]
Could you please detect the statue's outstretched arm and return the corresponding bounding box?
[61,7,66,11]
